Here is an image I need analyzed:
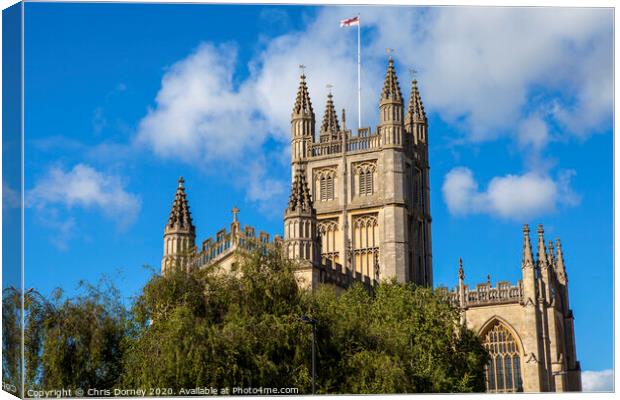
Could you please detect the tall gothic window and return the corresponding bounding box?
[352,214,379,280]
[316,168,336,201]
[483,321,523,393]
[354,162,376,197]
[318,219,339,265]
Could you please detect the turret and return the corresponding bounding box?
[405,78,428,146]
[537,224,554,302]
[319,91,340,142]
[555,238,568,285]
[283,166,321,266]
[379,57,404,148]
[161,177,196,276]
[291,72,315,163]
[521,224,537,300]
[520,224,546,391]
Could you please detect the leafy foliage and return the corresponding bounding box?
[10,249,488,394]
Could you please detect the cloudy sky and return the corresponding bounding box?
[17,3,612,390]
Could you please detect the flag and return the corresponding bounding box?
[340,16,359,27]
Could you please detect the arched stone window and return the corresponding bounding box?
[318,219,339,265]
[483,321,523,393]
[352,214,379,279]
[354,162,376,197]
[315,168,336,201]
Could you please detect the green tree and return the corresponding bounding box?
[122,249,488,394]
[16,248,487,394]
[2,286,22,396]
[305,282,488,393]
[121,249,308,391]
[15,279,127,392]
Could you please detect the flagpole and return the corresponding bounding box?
[357,14,362,131]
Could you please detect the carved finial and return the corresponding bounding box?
[342,108,347,130]
[287,165,314,213]
[231,206,240,222]
[555,238,567,282]
[381,55,403,102]
[320,89,340,135]
[386,47,394,60]
[522,224,534,267]
[548,240,555,266]
[487,274,491,285]
[458,257,464,281]
[293,69,314,116]
[166,176,194,233]
[326,83,333,95]
[537,224,548,266]
[299,64,306,77]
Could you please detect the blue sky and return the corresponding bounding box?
[17,3,612,379]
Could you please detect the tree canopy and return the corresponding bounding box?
[9,249,488,395]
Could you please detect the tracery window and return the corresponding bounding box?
[318,219,339,265]
[483,321,523,393]
[315,168,336,201]
[352,214,379,279]
[354,162,376,197]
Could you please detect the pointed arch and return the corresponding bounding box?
[478,317,524,393]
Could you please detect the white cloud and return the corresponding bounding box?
[27,164,141,229]
[517,115,550,152]
[391,7,612,141]
[442,167,579,219]
[582,369,614,392]
[135,43,266,162]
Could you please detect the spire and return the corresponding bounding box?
[287,166,314,213]
[380,57,403,103]
[458,257,464,280]
[547,240,555,266]
[320,92,340,134]
[537,224,548,267]
[166,176,195,232]
[292,72,314,117]
[522,224,535,268]
[406,79,427,123]
[556,238,568,282]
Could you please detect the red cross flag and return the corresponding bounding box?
[340,16,359,27]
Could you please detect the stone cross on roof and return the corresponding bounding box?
[231,206,240,222]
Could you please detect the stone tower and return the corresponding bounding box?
[283,165,321,289]
[287,57,433,286]
[161,177,196,276]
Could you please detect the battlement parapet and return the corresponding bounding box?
[440,280,524,309]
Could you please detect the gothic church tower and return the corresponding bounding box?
[286,57,433,286]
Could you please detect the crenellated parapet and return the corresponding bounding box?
[443,280,524,308]
[189,207,274,271]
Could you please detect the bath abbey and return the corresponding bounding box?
[160,57,582,393]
